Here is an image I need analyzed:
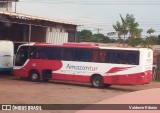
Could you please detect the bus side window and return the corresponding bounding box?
[29,47,38,59]
[92,50,99,62]
[75,49,91,62]
[117,52,125,64]
[99,50,106,63]
[62,48,74,61]
[54,48,62,60]
[37,48,46,59]
[106,50,120,64]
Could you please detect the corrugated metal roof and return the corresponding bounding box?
[0,0,19,2]
[0,11,78,26]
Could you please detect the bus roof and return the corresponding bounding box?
[20,42,152,51]
[23,42,99,49]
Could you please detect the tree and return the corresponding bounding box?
[157,35,160,45]
[77,29,92,42]
[91,33,110,43]
[112,21,123,40]
[112,20,128,44]
[147,28,155,36]
[119,14,128,40]
[78,30,111,43]
[141,38,152,48]
[149,36,158,44]
[113,14,143,47]
[110,39,117,43]
[146,28,156,45]
[127,38,142,47]
[123,14,142,38]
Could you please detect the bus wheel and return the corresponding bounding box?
[91,75,104,88]
[29,70,40,82]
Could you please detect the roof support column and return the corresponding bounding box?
[28,24,32,43]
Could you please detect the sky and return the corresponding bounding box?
[11,0,160,38]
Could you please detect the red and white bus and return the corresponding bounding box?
[13,42,153,88]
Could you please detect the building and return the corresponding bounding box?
[0,0,18,12]
[0,0,78,47]
[0,11,77,47]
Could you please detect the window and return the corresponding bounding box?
[62,48,74,61]
[106,50,139,65]
[98,50,106,63]
[74,49,91,62]
[15,46,29,66]
[50,48,62,60]
[29,47,38,59]
[61,48,92,62]
[29,47,62,60]
[92,50,99,62]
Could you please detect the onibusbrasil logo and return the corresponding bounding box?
[1,105,42,111]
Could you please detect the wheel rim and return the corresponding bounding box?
[93,78,101,87]
[31,73,38,80]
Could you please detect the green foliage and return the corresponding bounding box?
[157,35,160,45]
[113,14,143,46]
[91,34,110,43]
[112,21,126,40]
[149,36,158,44]
[110,39,117,43]
[123,14,142,38]
[112,20,128,41]
[117,39,124,44]
[141,38,152,48]
[78,29,110,43]
[147,28,155,35]
[77,29,92,42]
[127,38,142,47]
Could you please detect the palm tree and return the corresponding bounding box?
[130,28,143,38]
[119,14,128,40]
[112,21,123,40]
[113,14,143,46]
[123,14,142,38]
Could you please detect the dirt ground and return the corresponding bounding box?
[0,74,160,113]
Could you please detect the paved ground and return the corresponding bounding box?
[0,74,160,113]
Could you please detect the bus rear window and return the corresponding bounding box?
[106,50,139,65]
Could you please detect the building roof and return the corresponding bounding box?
[0,0,19,2]
[0,11,78,27]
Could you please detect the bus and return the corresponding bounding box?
[13,42,153,88]
[0,40,14,72]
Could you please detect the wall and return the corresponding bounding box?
[0,2,12,11]
[31,26,47,42]
[46,27,68,44]
[0,22,24,41]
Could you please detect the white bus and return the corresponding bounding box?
[0,40,14,72]
[13,42,153,88]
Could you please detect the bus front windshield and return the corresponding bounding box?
[15,46,29,66]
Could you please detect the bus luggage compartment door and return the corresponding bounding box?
[42,69,52,80]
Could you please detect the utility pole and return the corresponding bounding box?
[95,28,102,34]
[7,0,8,11]
[28,25,32,43]
[15,1,17,13]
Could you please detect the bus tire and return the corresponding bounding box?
[29,70,40,82]
[91,75,104,88]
